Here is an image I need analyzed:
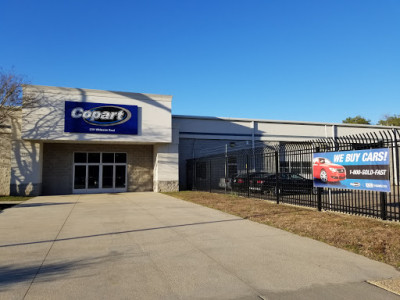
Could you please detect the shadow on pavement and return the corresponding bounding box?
[0,218,243,248]
[16,202,75,208]
[0,254,119,289]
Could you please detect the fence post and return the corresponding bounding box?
[193,159,196,191]
[317,188,322,211]
[275,150,279,204]
[225,145,228,194]
[209,160,212,193]
[380,192,387,220]
[393,129,399,186]
[315,146,322,211]
[246,155,250,198]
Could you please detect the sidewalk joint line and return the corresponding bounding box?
[22,195,81,300]
[135,197,265,299]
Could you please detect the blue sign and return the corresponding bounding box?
[64,101,138,135]
[313,148,390,192]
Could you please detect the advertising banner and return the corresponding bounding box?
[64,101,138,135]
[313,148,390,192]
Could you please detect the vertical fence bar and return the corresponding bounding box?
[315,146,322,211]
[394,129,399,186]
[246,155,250,198]
[317,189,322,211]
[209,159,212,193]
[193,159,196,191]
[380,192,387,220]
[225,146,228,194]
[275,150,279,204]
[394,129,400,221]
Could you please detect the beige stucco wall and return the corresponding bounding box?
[9,110,43,196]
[153,127,179,192]
[42,143,153,195]
[22,85,172,143]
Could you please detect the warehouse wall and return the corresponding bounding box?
[173,115,400,190]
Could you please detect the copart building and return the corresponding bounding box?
[0,85,395,196]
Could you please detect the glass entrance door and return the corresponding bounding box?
[73,152,127,193]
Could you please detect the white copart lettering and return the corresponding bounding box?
[117,111,124,120]
[71,107,84,118]
[82,111,92,119]
[90,111,101,121]
[100,112,111,119]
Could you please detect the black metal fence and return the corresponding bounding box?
[186,129,400,221]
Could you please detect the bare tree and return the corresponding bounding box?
[0,69,38,125]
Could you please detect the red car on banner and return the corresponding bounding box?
[313,157,346,183]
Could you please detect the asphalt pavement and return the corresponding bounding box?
[0,192,399,300]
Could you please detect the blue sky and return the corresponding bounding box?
[1,0,399,124]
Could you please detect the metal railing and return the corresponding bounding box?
[186,129,400,221]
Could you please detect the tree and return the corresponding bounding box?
[0,69,37,125]
[378,114,400,126]
[342,115,371,125]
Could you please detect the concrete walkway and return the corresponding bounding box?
[0,192,399,300]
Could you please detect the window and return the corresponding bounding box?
[74,152,87,163]
[115,153,127,163]
[88,153,100,163]
[102,153,114,163]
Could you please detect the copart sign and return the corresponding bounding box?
[64,101,138,135]
[313,148,390,192]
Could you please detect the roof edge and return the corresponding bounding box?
[23,85,173,102]
[172,114,400,129]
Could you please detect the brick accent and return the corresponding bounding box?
[42,143,153,195]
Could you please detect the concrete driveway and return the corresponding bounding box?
[0,192,399,300]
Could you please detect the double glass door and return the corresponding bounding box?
[73,152,127,193]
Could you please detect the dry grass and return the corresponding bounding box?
[0,196,33,201]
[165,191,400,269]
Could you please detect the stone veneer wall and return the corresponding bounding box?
[154,181,179,193]
[0,129,12,196]
[42,143,153,195]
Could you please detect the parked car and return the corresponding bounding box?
[231,172,270,193]
[231,173,247,192]
[313,157,346,183]
[260,173,317,195]
[249,172,271,193]
[232,172,317,195]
